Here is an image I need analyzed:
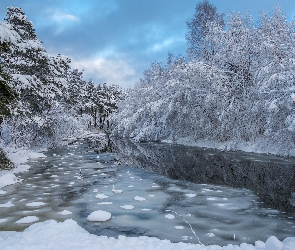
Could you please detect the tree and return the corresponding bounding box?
[186,0,224,60]
[4,7,36,40]
[0,52,15,124]
[112,4,295,155]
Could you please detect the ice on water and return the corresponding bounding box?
[58,210,72,215]
[134,196,146,201]
[87,210,112,222]
[0,140,294,248]
[120,205,134,210]
[15,216,39,224]
[95,194,109,199]
[0,200,14,207]
[165,214,175,219]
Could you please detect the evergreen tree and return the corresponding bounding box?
[0,6,121,148]
[4,7,36,40]
[0,43,16,124]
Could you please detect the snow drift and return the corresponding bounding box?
[0,219,294,250]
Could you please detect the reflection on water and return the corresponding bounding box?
[0,139,294,246]
[114,140,295,212]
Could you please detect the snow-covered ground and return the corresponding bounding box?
[0,131,105,189]
[162,137,295,157]
[0,219,293,250]
[0,143,46,189]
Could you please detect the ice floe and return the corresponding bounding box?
[58,210,72,215]
[120,205,134,210]
[134,196,146,201]
[95,194,109,199]
[15,216,39,224]
[26,202,46,207]
[87,210,112,222]
[165,214,175,219]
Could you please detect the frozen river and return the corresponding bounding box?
[0,139,294,246]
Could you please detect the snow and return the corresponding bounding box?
[0,200,14,208]
[95,194,109,199]
[0,219,293,250]
[0,144,46,190]
[165,214,175,220]
[58,210,72,215]
[112,185,123,193]
[141,208,152,211]
[120,205,134,210]
[87,210,112,222]
[4,146,46,167]
[15,216,39,224]
[0,174,19,189]
[97,202,113,205]
[0,22,20,44]
[265,236,284,250]
[186,194,196,198]
[26,202,46,207]
[162,137,295,157]
[134,196,146,201]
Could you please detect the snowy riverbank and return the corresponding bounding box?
[0,131,108,189]
[0,143,46,189]
[162,137,295,157]
[0,219,293,250]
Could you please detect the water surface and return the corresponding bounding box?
[0,139,294,246]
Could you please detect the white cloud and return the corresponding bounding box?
[147,37,184,53]
[52,10,80,22]
[48,9,80,34]
[72,57,139,88]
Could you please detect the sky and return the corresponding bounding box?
[0,0,294,88]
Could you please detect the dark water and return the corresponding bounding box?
[0,138,294,246]
[115,140,295,212]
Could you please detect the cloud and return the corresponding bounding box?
[48,9,80,34]
[147,37,184,53]
[71,57,139,88]
[52,10,80,22]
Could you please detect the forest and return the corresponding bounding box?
[111,2,295,156]
[1,2,295,157]
[0,6,121,154]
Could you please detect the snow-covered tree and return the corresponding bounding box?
[0,6,121,149]
[0,43,16,125]
[111,5,295,156]
[186,0,224,60]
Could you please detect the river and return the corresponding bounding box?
[0,138,294,246]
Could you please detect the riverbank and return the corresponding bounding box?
[0,219,294,250]
[0,148,14,171]
[162,137,295,157]
[0,129,110,190]
[0,143,45,189]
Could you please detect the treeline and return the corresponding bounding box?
[112,1,295,156]
[0,7,121,148]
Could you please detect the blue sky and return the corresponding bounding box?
[0,0,294,88]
